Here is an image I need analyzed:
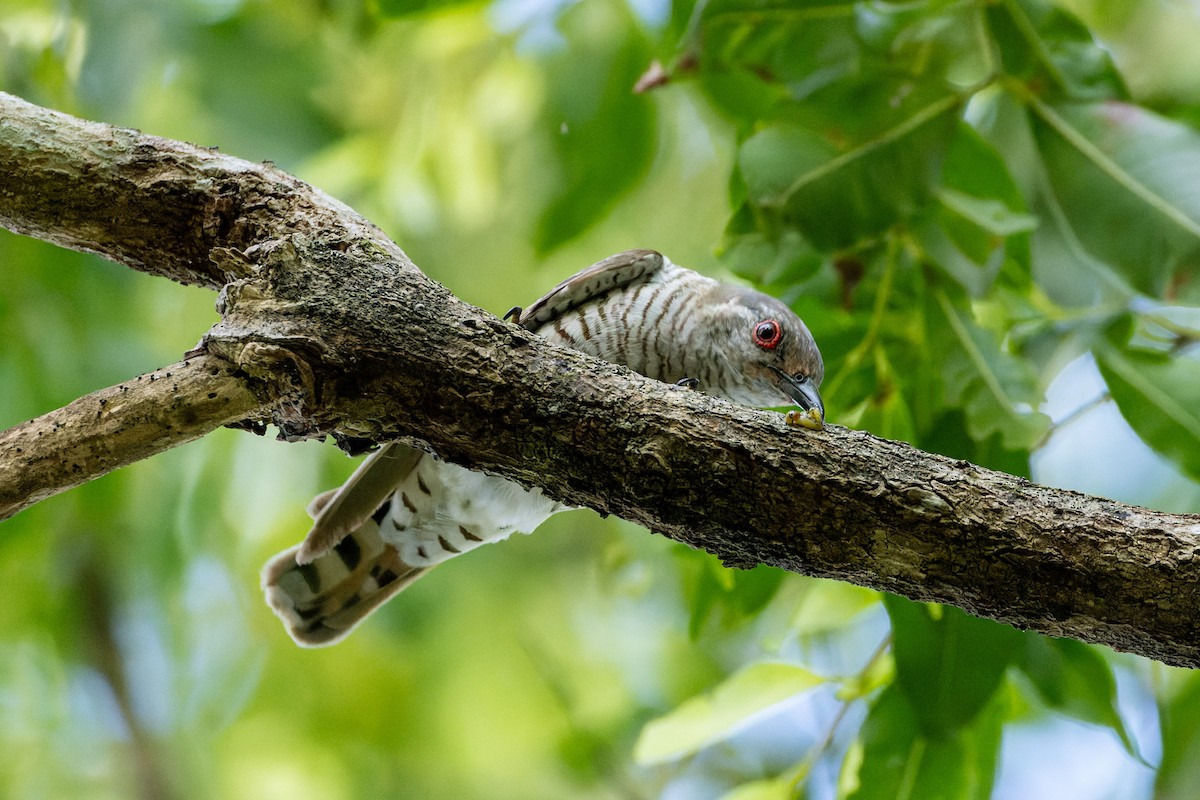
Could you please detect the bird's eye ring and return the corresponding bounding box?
[753,319,783,350]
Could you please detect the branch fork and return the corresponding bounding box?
[4,91,1200,667]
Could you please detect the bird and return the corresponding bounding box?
[262,249,825,646]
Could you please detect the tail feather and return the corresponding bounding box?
[262,442,431,646]
[295,443,424,565]
[262,518,428,647]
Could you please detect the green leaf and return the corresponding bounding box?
[854,0,987,86]
[533,0,656,253]
[1096,345,1200,482]
[937,189,1037,239]
[697,70,794,128]
[717,777,793,800]
[738,91,961,250]
[697,0,984,96]
[1131,305,1200,353]
[1017,637,1139,759]
[918,123,1035,296]
[739,123,837,204]
[941,123,1030,221]
[1029,99,1200,297]
[791,580,880,637]
[986,0,1127,100]
[720,200,824,289]
[841,684,1004,800]
[701,0,857,14]
[677,548,787,638]
[696,0,861,95]
[918,217,1006,301]
[372,0,481,17]
[928,288,1049,450]
[884,596,1022,737]
[731,565,787,616]
[634,662,826,764]
[1155,670,1200,799]
[966,88,1133,306]
[838,344,919,443]
[677,547,733,639]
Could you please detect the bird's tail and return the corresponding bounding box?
[263,443,431,646]
[262,518,428,647]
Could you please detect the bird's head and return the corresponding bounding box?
[703,286,825,418]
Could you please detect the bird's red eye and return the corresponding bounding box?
[753,319,783,349]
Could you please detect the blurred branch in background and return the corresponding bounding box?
[78,555,176,800]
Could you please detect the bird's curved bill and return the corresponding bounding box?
[771,367,825,420]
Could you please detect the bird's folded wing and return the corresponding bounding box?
[518,249,664,330]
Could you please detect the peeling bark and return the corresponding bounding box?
[3,91,1200,667]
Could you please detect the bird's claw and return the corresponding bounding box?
[786,407,824,431]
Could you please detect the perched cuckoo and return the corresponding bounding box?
[263,249,825,646]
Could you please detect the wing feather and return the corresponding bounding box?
[517,249,664,330]
[296,443,424,564]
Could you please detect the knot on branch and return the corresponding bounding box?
[214,236,311,315]
[204,337,327,441]
[202,234,421,446]
[209,246,257,281]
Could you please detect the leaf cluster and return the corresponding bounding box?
[625,1,1200,797]
[683,0,1200,471]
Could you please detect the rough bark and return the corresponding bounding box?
[3,91,1200,667]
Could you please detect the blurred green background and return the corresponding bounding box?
[3,1,1200,798]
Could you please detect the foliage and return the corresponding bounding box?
[2,0,1200,799]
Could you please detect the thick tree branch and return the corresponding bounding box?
[0,92,395,288]
[3,92,1200,667]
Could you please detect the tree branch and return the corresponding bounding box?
[3,92,1200,667]
[0,92,395,288]
[0,354,266,520]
